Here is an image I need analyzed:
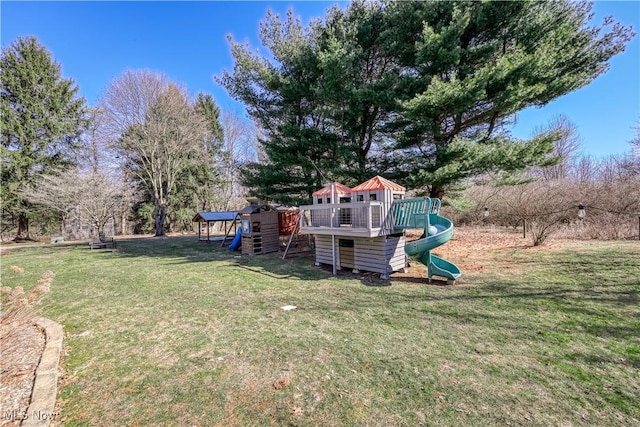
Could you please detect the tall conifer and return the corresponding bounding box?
[1,36,87,239]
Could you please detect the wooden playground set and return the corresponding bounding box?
[192,176,461,283]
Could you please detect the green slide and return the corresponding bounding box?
[391,198,461,283]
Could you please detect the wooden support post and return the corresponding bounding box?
[282,213,302,260]
[331,235,337,276]
[523,218,526,239]
[220,216,239,248]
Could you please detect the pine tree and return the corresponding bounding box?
[1,36,87,239]
[218,9,340,205]
[219,0,634,201]
[381,0,634,197]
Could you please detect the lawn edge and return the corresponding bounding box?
[22,317,63,427]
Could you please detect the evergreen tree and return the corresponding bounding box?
[315,1,397,185]
[168,93,224,230]
[220,0,633,201]
[220,3,396,203]
[218,9,340,205]
[1,36,87,239]
[381,0,634,197]
[194,92,223,143]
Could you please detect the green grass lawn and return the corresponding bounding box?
[1,234,639,426]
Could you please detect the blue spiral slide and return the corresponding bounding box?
[391,198,461,283]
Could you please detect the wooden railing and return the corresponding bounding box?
[298,202,393,237]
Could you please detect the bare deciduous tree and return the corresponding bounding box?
[76,107,121,174]
[531,115,582,181]
[24,169,138,239]
[216,111,259,210]
[494,180,584,245]
[100,70,210,236]
[572,155,598,183]
[461,150,640,243]
[625,120,640,177]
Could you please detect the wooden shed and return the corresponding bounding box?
[239,205,280,255]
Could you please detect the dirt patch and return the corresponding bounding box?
[427,226,530,274]
[382,226,529,283]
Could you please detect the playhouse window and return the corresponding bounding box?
[339,197,352,225]
[357,195,364,202]
[317,198,323,204]
[393,193,404,200]
[338,239,354,248]
[369,194,377,201]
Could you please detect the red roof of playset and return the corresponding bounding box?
[312,182,353,196]
[351,176,405,192]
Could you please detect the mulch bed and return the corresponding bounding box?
[0,323,45,426]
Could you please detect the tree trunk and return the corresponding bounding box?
[154,203,167,237]
[15,212,30,240]
[121,211,127,236]
[429,186,445,200]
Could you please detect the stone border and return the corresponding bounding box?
[22,318,63,427]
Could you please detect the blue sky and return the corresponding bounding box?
[2,1,638,158]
